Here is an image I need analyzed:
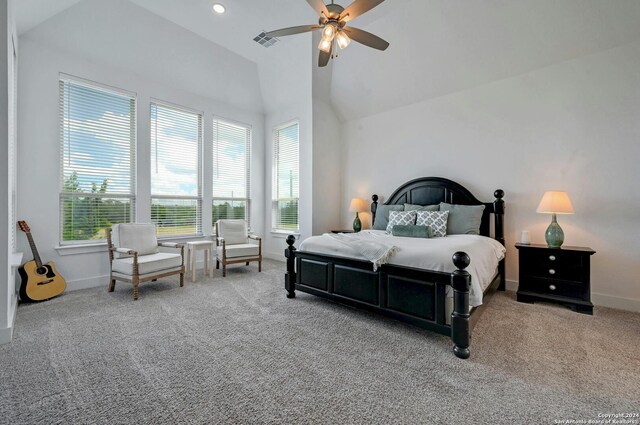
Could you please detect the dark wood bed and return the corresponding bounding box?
[284,177,505,358]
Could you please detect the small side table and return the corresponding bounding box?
[186,241,214,282]
[331,230,354,234]
[515,243,595,314]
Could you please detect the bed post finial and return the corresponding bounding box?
[285,235,297,299]
[371,194,379,227]
[451,251,471,359]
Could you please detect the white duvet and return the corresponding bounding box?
[298,230,506,307]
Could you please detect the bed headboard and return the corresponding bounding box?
[371,177,505,244]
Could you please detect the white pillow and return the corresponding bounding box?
[386,210,417,233]
[217,220,248,245]
[416,211,449,237]
[112,223,159,256]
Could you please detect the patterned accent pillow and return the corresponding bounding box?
[386,210,417,233]
[416,211,449,237]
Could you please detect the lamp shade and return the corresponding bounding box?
[536,191,575,214]
[349,198,367,213]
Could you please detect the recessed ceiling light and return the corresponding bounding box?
[212,3,225,14]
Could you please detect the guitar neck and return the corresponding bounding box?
[25,232,43,267]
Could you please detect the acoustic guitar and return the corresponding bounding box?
[17,220,66,302]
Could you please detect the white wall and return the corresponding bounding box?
[258,36,313,259]
[341,40,640,312]
[1,0,18,344]
[312,97,342,235]
[311,34,343,236]
[17,35,264,292]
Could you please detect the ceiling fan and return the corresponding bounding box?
[265,0,389,67]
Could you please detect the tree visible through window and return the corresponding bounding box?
[59,77,136,243]
[273,121,299,231]
[212,118,251,228]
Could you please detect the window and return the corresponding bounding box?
[272,121,299,231]
[59,77,136,244]
[212,118,251,228]
[150,102,202,236]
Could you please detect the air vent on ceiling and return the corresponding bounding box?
[253,31,279,48]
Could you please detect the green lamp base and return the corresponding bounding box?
[545,213,564,248]
[353,212,362,233]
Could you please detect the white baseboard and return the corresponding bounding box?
[592,292,640,313]
[67,275,108,292]
[505,279,518,292]
[263,252,285,262]
[65,258,226,292]
[0,296,18,344]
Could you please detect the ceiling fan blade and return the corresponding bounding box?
[343,27,389,51]
[306,0,330,18]
[318,43,333,67]
[265,25,322,38]
[339,0,385,23]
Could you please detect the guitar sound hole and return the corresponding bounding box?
[36,266,48,275]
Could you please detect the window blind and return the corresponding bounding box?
[59,77,136,244]
[150,102,202,236]
[272,121,299,231]
[212,118,251,228]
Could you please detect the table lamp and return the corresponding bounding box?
[536,191,575,248]
[349,198,367,233]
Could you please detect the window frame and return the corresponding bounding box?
[149,99,204,237]
[58,74,137,246]
[272,120,300,233]
[212,116,252,231]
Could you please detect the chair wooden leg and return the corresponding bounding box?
[133,281,139,301]
[108,278,116,292]
[259,261,262,272]
[246,261,249,266]
[216,259,219,269]
[180,272,184,287]
[222,263,226,277]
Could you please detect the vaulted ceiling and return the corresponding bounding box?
[15,0,640,121]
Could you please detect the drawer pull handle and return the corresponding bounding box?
[549,255,556,261]
[548,269,556,275]
[549,284,556,291]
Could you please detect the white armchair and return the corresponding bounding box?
[106,223,185,300]
[215,219,262,277]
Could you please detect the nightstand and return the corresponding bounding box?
[515,243,595,314]
[331,229,354,234]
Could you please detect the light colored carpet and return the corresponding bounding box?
[1,259,638,424]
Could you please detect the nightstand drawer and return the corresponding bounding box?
[522,252,584,282]
[521,278,583,299]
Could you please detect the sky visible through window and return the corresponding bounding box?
[150,104,200,197]
[62,83,133,194]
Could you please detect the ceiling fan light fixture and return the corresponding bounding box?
[336,30,351,49]
[318,37,332,53]
[322,23,337,40]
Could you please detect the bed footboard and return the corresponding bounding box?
[284,236,472,359]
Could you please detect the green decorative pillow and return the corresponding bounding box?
[392,225,433,238]
[404,203,439,212]
[439,202,486,235]
[372,204,404,230]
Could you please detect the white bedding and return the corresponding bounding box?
[298,230,506,307]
